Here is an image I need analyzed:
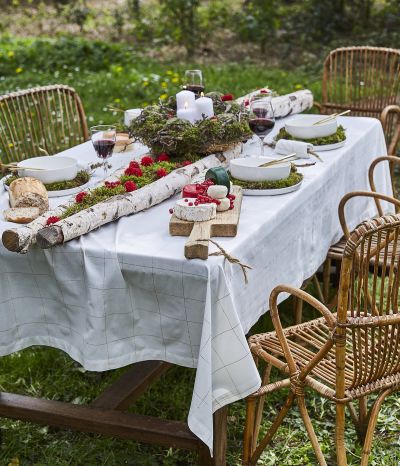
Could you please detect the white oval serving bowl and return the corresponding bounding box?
[18,156,78,184]
[285,114,337,139]
[230,157,291,182]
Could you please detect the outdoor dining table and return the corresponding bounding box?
[0,114,393,464]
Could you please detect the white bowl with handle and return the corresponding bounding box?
[285,114,337,140]
[17,156,78,184]
[230,157,291,182]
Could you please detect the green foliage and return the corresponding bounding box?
[130,96,251,160]
[230,166,303,190]
[60,160,178,219]
[4,170,90,191]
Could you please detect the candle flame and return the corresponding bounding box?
[200,92,204,97]
[184,101,188,109]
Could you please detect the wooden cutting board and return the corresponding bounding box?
[169,186,243,260]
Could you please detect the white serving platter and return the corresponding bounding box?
[243,179,303,196]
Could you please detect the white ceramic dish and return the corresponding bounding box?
[285,114,337,140]
[230,157,291,182]
[243,180,302,196]
[313,140,346,151]
[17,156,78,184]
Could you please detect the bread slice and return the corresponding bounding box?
[3,207,40,224]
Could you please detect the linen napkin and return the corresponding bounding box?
[275,139,313,159]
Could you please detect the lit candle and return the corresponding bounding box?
[176,90,195,110]
[195,95,214,120]
[177,101,197,124]
[124,108,142,127]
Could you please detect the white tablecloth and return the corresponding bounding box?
[0,116,391,453]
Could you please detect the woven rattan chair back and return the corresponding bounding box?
[337,215,400,397]
[322,46,400,117]
[0,85,88,164]
[321,47,400,153]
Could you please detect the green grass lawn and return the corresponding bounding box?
[1,36,399,466]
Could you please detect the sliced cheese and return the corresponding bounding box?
[207,185,228,199]
[174,199,216,222]
[216,197,230,212]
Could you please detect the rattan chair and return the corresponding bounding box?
[243,213,400,466]
[323,156,400,303]
[316,46,400,155]
[0,85,88,164]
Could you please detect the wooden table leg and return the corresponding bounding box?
[198,406,228,466]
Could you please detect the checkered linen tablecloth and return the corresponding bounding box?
[0,115,392,453]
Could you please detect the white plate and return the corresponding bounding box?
[243,180,302,196]
[313,139,346,151]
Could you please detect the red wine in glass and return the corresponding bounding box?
[249,118,275,137]
[185,84,205,96]
[90,125,116,178]
[93,139,115,159]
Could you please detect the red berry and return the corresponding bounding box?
[184,198,188,202]
[141,155,154,166]
[188,202,193,206]
[157,153,170,162]
[124,181,137,192]
[75,191,87,203]
[194,201,199,206]
[169,208,173,214]
[46,216,60,226]
[156,168,168,178]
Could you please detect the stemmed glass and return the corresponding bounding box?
[90,125,116,178]
[248,97,275,157]
[184,70,204,96]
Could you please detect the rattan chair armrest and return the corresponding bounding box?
[313,101,322,112]
[339,191,400,235]
[270,285,336,328]
[269,284,336,375]
[381,105,400,156]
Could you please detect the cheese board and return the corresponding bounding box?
[169,185,243,259]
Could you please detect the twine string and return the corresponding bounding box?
[198,238,252,284]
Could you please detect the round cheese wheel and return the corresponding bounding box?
[216,197,230,212]
[205,167,230,194]
[207,185,228,199]
[174,199,216,222]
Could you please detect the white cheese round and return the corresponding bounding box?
[207,185,228,199]
[216,197,230,212]
[174,199,216,222]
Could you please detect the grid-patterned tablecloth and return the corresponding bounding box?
[0,115,392,453]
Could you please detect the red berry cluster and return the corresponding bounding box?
[227,193,236,210]
[141,155,154,166]
[124,180,137,192]
[156,168,168,178]
[46,216,60,225]
[157,153,170,162]
[75,191,87,203]
[125,166,143,177]
[105,181,121,189]
[221,94,234,102]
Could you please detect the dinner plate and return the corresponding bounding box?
[310,139,346,151]
[243,180,303,196]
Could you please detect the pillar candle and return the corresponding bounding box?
[195,96,214,120]
[176,90,195,110]
[177,102,197,124]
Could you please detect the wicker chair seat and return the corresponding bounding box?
[249,315,400,402]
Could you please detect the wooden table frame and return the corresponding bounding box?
[0,360,228,465]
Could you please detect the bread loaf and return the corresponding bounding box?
[9,177,49,214]
[3,207,40,224]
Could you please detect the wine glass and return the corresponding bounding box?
[248,97,275,157]
[90,125,116,178]
[184,70,204,96]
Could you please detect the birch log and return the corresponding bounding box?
[236,89,313,118]
[33,145,241,249]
